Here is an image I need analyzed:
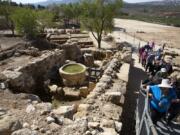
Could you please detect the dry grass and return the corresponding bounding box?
[114,19,180,49]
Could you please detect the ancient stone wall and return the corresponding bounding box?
[1,49,65,93]
[49,52,131,135]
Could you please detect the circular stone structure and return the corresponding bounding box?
[59,63,87,86]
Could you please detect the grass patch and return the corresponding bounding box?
[63,64,84,73]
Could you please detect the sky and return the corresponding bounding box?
[11,0,161,4]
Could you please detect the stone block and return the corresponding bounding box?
[63,87,80,100]
[88,122,100,129]
[100,128,118,135]
[78,104,91,112]
[53,105,77,119]
[117,63,130,82]
[0,115,22,135]
[100,119,114,128]
[105,92,122,105]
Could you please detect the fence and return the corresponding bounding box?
[136,88,158,135]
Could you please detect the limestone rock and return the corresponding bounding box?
[78,104,91,112]
[49,123,60,132]
[46,116,55,124]
[11,128,38,135]
[100,128,118,135]
[100,75,112,84]
[73,111,88,120]
[91,130,98,135]
[48,85,58,93]
[100,119,114,128]
[88,122,100,129]
[26,104,35,113]
[117,63,130,82]
[36,102,52,115]
[39,128,46,133]
[102,104,122,121]
[60,118,88,135]
[63,87,80,100]
[85,130,92,135]
[63,118,73,125]
[105,92,122,105]
[53,105,77,119]
[23,123,30,128]
[96,82,109,90]
[114,121,122,133]
[31,124,39,130]
[0,115,22,135]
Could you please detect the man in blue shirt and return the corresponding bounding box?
[148,79,177,124]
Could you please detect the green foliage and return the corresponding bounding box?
[11,8,38,39]
[37,10,55,32]
[80,0,122,48]
[0,2,15,34]
[49,3,82,28]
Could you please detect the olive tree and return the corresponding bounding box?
[11,8,38,39]
[37,10,55,32]
[0,1,15,35]
[80,0,122,49]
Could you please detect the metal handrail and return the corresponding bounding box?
[136,88,158,135]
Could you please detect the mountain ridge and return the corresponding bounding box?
[33,0,180,6]
[34,0,79,6]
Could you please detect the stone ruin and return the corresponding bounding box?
[0,38,133,135]
[45,28,94,48]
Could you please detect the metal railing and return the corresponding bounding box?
[136,88,158,135]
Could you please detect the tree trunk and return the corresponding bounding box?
[11,28,14,36]
[97,37,101,49]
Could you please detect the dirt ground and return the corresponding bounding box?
[114,19,180,49]
[0,36,25,51]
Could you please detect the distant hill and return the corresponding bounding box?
[33,0,180,26]
[121,0,180,27]
[34,0,180,6]
[134,0,180,5]
[35,0,80,6]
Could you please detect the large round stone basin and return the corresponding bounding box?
[59,63,86,86]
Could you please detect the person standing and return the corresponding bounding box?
[162,56,173,75]
[142,49,148,67]
[145,53,155,73]
[150,42,155,51]
[148,79,177,124]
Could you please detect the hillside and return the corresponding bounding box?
[35,0,79,6]
[121,0,180,27]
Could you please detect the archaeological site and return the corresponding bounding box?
[0,0,180,135]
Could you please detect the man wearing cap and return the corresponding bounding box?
[154,68,168,82]
[148,79,177,124]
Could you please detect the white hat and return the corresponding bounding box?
[158,79,172,88]
[161,68,167,73]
